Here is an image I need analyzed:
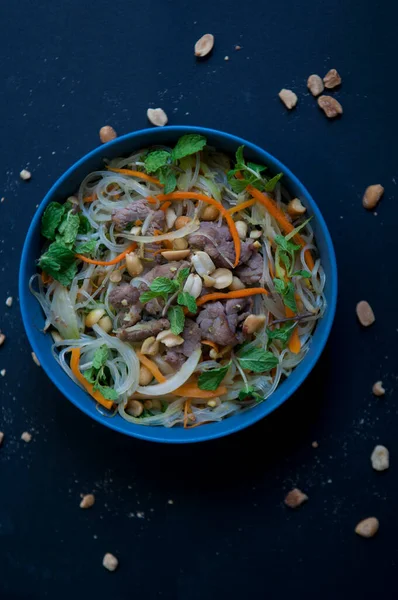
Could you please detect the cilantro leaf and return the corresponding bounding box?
[41,202,66,240]
[92,345,109,370]
[292,270,311,278]
[38,242,76,285]
[145,150,171,174]
[176,268,190,287]
[177,292,197,314]
[172,134,207,161]
[266,322,296,347]
[96,385,118,401]
[150,277,179,295]
[236,346,279,372]
[58,212,80,246]
[158,167,177,194]
[264,173,283,192]
[75,240,97,256]
[198,363,231,391]
[167,305,185,335]
[238,386,263,402]
[83,367,96,384]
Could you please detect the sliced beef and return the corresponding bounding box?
[118,305,142,328]
[118,318,170,342]
[145,261,190,283]
[225,297,253,332]
[109,283,140,310]
[189,223,255,268]
[164,319,201,369]
[112,199,152,231]
[196,301,239,346]
[147,210,165,234]
[235,251,263,285]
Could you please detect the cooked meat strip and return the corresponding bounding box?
[112,199,152,231]
[118,318,170,342]
[109,283,140,310]
[189,223,255,268]
[164,319,201,369]
[235,251,263,285]
[144,261,190,283]
[147,210,165,234]
[196,301,239,346]
[225,298,252,334]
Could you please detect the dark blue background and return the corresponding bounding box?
[1,1,396,598]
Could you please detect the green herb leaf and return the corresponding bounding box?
[145,150,171,174]
[198,363,231,391]
[167,305,185,335]
[176,268,190,287]
[139,290,164,304]
[55,261,78,287]
[41,202,66,240]
[58,212,80,246]
[274,235,300,254]
[150,277,179,295]
[236,346,279,372]
[285,217,312,241]
[93,345,109,370]
[235,145,245,167]
[292,270,311,278]
[157,166,177,194]
[38,242,76,285]
[238,385,263,402]
[78,215,92,234]
[264,173,283,192]
[177,292,197,314]
[273,278,297,313]
[266,322,296,347]
[172,134,207,161]
[96,385,118,401]
[228,175,250,194]
[83,367,96,384]
[247,162,267,174]
[75,240,97,256]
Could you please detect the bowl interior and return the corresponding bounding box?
[19,126,337,443]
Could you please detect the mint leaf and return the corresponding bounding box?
[145,150,171,174]
[139,290,165,304]
[237,346,279,372]
[176,268,190,287]
[58,212,80,246]
[292,270,311,278]
[247,162,267,174]
[75,240,97,256]
[266,322,296,347]
[198,363,231,391]
[177,292,197,314]
[238,386,263,402]
[264,173,283,192]
[273,278,297,313]
[41,202,65,240]
[93,345,109,370]
[150,277,179,295]
[228,175,250,194]
[78,215,92,234]
[55,261,78,287]
[235,145,245,167]
[274,235,300,254]
[172,134,207,161]
[96,385,118,401]
[39,242,76,284]
[83,367,96,384]
[167,305,185,335]
[158,167,177,194]
[273,278,286,295]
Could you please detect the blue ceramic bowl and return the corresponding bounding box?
[19,126,337,444]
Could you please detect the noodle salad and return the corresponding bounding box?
[30,134,326,428]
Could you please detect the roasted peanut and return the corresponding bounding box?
[98,315,113,333]
[126,400,144,417]
[278,89,298,110]
[99,126,117,143]
[183,274,203,298]
[80,493,95,509]
[202,274,216,287]
[317,95,343,118]
[140,336,160,356]
[175,216,191,230]
[126,253,144,277]
[102,553,119,571]
[166,208,177,229]
[139,365,153,386]
[201,205,219,221]
[362,184,384,210]
[212,268,233,289]
[86,308,106,328]
[194,33,214,57]
[284,488,308,508]
[323,68,341,89]
[229,276,245,291]
[147,108,168,127]
[191,251,216,276]
[157,330,184,348]
[235,220,248,240]
[287,198,306,216]
[307,74,324,97]
[109,270,122,283]
[161,249,191,261]
[173,238,189,250]
[250,229,262,239]
[242,314,266,335]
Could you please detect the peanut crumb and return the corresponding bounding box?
[102,553,118,572]
[372,381,385,396]
[311,441,319,448]
[5,296,13,308]
[147,108,168,127]
[0,431,4,446]
[355,517,379,538]
[307,74,324,97]
[235,45,242,51]
[99,126,117,144]
[20,169,31,181]
[168,499,174,505]
[284,488,308,508]
[224,56,229,61]
[80,493,95,509]
[278,89,298,110]
[323,68,342,89]
[0,369,6,377]
[356,300,375,327]
[31,352,41,367]
[1,197,4,202]
[0,332,5,346]
[370,445,389,471]
[21,431,32,443]
[317,95,343,118]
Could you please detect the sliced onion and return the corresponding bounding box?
[137,348,202,396]
[119,219,199,244]
[51,284,80,339]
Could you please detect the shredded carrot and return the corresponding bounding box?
[106,167,162,186]
[41,271,53,285]
[135,219,143,226]
[285,306,301,354]
[155,191,241,267]
[228,198,256,214]
[162,240,174,250]
[117,262,126,271]
[201,340,219,352]
[246,185,314,270]
[136,352,166,384]
[196,287,269,307]
[83,194,96,203]
[70,347,114,410]
[176,384,227,399]
[160,201,171,212]
[75,242,137,266]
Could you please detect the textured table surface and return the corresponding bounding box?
[0,0,397,598]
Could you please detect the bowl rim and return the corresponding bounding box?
[19,125,338,444]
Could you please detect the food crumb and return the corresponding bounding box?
[356,300,375,327]
[0,369,6,377]
[278,89,298,110]
[355,517,379,538]
[20,169,31,181]
[370,445,389,471]
[21,431,32,443]
[80,493,95,509]
[224,55,229,61]
[372,381,385,396]
[311,441,319,448]
[0,431,4,446]
[147,108,168,127]
[317,95,343,118]
[31,352,41,367]
[194,33,214,58]
[136,511,145,519]
[167,499,174,505]
[102,553,118,572]
[1,197,4,203]
[284,488,308,508]
[5,296,13,308]
[0,332,5,346]
[235,45,242,50]
[362,184,384,210]
[99,126,117,144]
[323,68,342,89]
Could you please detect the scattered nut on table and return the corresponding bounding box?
[20,169,31,181]
[284,488,308,508]
[317,95,343,118]
[21,431,32,443]
[355,517,379,538]
[356,300,375,327]
[312,441,319,448]
[370,445,389,471]
[362,184,384,210]
[102,553,119,572]
[99,126,117,144]
[372,381,385,396]
[323,68,342,89]
[194,33,214,57]
[278,89,298,110]
[80,493,95,509]
[307,74,324,97]
[0,431,4,446]
[31,352,41,367]
[147,108,168,127]
[0,332,5,346]
[287,198,306,216]
[5,296,13,307]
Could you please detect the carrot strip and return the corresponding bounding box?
[136,352,166,384]
[285,306,301,354]
[75,242,137,266]
[175,384,227,398]
[106,167,162,186]
[196,287,269,307]
[201,340,219,352]
[160,201,172,212]
[135,219,143,226]
[155,191,241,267]
[70,348,114,410]
[41,271,53,285]
[228,199,256,214]
[183,399,192,428]
[83,194,96,203]
[247,185,314,270]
